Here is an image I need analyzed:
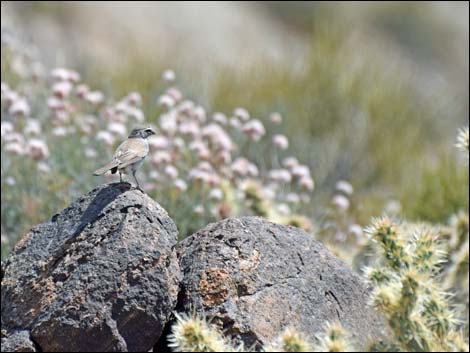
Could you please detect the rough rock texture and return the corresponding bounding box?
[1,183,181,352]
[1,330,37,352]
[177,217,387,349]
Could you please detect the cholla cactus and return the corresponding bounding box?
[443,211,469,337]
[168,313,232,352]
[364,217,409,271]
[264,327,312,352]
[364,217,466,352]
[315,322,351,352]
[242,179,270,218]
[455,126,469,155]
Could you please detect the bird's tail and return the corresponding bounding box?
[93,161,119,176]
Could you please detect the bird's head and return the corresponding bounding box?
[128,127,156,139]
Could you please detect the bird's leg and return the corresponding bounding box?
[132,170,142,191]
[119,171,123,183]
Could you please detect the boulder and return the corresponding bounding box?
[1,183,181,352]
[1,330,37,352]
[176,217,386,349]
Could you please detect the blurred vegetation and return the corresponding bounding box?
[1,1,468,251]
[1,2,468,351]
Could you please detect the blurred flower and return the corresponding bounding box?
[5,176,16,186]
[188,140,211,159]
[212,112,227,125]
[3,91,18,107]
[174,179,188,192]
[5,142,24,156]
[67,70,81,83]
[47,96,66,111]
[85,91,104,105]
[269,169,292,183]
[52,110,70,125]
[50,68,80,83]
[158,94,175,109]
[75,84,89,99]
[231,157,258,177]
[234,107,250,121]
[24,119,41,136]
[52,126,68,137]
[216,150,232,165]
[385,199,402,215]
[348,224,364,240]
[283,157,299,169]
[148,135,170,150]
[4,132,25,144]
[9,98,30,117]
[37,161,51,173]
[331,194,350,212]
[229,117,241,129]
[277,203,290,216]
[160,112,178,134]
[96,130,115,146]
[177,100,195,116]
[270,112,282,125]
[1,121,14,138]
[193,204,204,215]
[152,151,172,164]
[26,139,50,161]
[273,134,289,150]
[179,120,201,137]
[125,92,142,106]
[162,69,176,83]
[286,192,300,204]
[173,137,186,150]
[166,88,182,102]
[193,106,207,123]
[52,81,73,99]
[126,107,145,122]
[242,119,265,141]
[1,82,9,96]
[164,165,179,179]
[291,165,310,179]
[107,122,127,137]
[335,180,354,195]
[50,68,70,81]
[201,124,234,151]
[299,176,314,191]
[209,188,224,201]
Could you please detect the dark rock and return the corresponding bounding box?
[176,217,387,349]
[1,183,181,352]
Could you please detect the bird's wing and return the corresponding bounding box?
[113,138,149,169]
[93,138,148,175]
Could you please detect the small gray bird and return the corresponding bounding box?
[93,127,155,189]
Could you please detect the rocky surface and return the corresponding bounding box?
[1,183,181,352]
[176,217,387,349]
[0,330,37,352]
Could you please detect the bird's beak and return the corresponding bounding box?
[150,129,156,135]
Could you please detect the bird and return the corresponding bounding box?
[93,127,155,189]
